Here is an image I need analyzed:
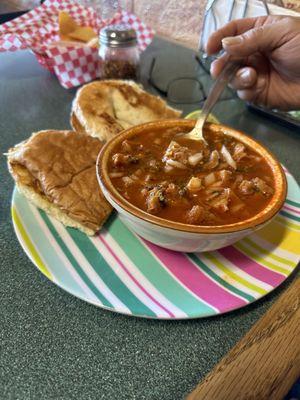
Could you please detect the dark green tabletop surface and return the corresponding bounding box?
[0,38,299,400]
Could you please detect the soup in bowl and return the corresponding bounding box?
[97,120,287,252]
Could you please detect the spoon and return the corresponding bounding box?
[184,58,241,143]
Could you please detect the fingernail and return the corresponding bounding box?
[222,36,243,47]
[210,60,218,77]
[239,69,252,84]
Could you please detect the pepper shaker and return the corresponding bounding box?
[99,24,140,80]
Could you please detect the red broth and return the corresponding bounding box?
[108,125,275,225]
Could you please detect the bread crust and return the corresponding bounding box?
[71,80,182,142]
[7,130,112,235]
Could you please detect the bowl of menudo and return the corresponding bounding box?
[97,119,287,252]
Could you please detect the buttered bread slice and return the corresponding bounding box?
[7,130,112,235]
[71,80,182,142]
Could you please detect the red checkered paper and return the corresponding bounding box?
[0,0,154,88]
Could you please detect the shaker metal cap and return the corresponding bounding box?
[99,24,137,47]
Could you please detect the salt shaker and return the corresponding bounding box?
[99,24,140,80]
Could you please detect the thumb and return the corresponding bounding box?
[221,22,282,57]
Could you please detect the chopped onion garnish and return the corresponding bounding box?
[188,152,203,166]
[109,172,124,178]
[231,204,245,213]
[162,141,180,162]
[164,165,173,173]
[209,180,224,188]
[122,176,134,185]
[204,172,217,186]
[221,145,237,170]
[206,191,222,200]
[165,159,187,169]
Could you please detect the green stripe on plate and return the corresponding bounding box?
[188,254,254,302]
[14,191,91,295]
[280,210,300,223]
[67,228,157,317]
[40,210,114,309]
[286,198,300,207]
[108,218,217,316]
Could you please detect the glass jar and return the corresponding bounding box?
[99,24,140,80]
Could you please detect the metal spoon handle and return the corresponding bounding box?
[195,60,241,131]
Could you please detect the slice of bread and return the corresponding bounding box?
[71,80,182,142]
[7,130,112,235]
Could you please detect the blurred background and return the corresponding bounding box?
[1,0,299,17]
[1,1,299,46]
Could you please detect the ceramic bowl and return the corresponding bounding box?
[97,120,287,252]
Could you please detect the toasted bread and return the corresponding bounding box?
[71,80,182,142]
[7,130,112,235]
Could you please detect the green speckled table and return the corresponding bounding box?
[0,38,299,400]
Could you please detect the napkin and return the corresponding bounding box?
[0,0,154,88]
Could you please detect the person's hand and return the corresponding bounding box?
[205,16,300,110]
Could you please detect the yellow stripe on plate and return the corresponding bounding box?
[12,206,53,281]
[205,253,267,295]
[256,218,300,255]
[242,237,294,268]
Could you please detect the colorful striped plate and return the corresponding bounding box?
[11,168,300,319]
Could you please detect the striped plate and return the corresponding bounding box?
[11,168,300,319]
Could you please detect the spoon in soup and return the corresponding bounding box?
[184,58,241,144]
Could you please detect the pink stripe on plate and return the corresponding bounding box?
[145,241,247,312]
[219,246,284,286]
[98,236,175,318]
[283,205,300,216]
